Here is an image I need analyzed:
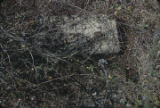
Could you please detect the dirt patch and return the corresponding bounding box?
[0,0,160,108]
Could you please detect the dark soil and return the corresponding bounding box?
[0,0,160,108]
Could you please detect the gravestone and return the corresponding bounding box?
[33,14,120,57]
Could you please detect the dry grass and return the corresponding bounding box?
[0,0,160,107]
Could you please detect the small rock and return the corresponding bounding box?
[120,98,126,104]
[157,50,160,57]
[31,96,36,101]
[155,65,160,69]
[79,98,96,108]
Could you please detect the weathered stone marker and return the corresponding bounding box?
[34,14,120,57]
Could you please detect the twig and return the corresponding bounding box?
[0,26,24,42]
[29,50,35,66]
[0,44,11,64]
[36,74,75,87]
